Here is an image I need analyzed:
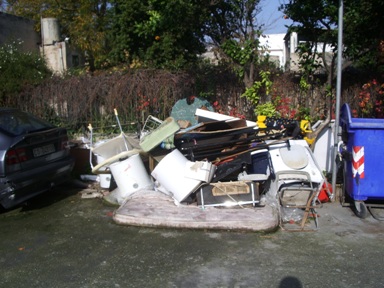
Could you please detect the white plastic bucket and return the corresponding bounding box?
[151,149,201,203]
[99,173,111,189]
[109,153,153,199]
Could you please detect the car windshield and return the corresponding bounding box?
[0,110,55,136]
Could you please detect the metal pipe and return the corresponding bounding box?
[114,108,129,151]
[331,0,344,200]
[88,123,94,169]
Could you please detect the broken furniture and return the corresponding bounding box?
[197,181,260,209]
[267,140,326,230]
[275,171,321,231]
[237,149,274,184]
[147,114,287,208]
[139,116,180,152]
[139,115,163,139]
[174,118,262,162]
[268,139,325,192]
[195,107,257,127]
[151,149,204,203]
[86,106,334,231]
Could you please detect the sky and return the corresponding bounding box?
[258,0,293,34]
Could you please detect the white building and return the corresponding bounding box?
[202,32,333,72]
[259,33,286,69]
[283,31,334,73]
[258,31,334,72]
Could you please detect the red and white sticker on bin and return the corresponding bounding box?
[352,146,365,179]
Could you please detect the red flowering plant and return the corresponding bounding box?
[137,97,151,111]
[270,87,298,120]
[355,79,384,118]
[228,106,246,119]
[136,92,151,111]
[135,92,163,124]
[273,94,298,119]
[212,100,223,114]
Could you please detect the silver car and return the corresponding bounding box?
[0,108,74,209]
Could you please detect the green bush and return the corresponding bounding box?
[0,41,50,104]
[254,102,277,117]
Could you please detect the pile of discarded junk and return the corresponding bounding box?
[83,107,333,231]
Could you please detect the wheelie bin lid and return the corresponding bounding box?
[340,103,384,132]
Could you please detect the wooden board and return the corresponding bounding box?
[113,190,278,232]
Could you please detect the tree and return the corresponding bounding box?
[203,0,282,114]
[6,0,278,78]
[282,0,384,81]
[106,0,147,67]
[281,1,339,77]
[205,0,265,89]
[280,0,340,119]
[281,0,384,119]
[5,0,111,71]
[109,0,209,69]
[342,0,384,73]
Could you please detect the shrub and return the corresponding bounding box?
[354,79,384,118]
[0,41,50,104]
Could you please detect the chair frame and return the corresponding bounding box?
[275,171,322,231]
